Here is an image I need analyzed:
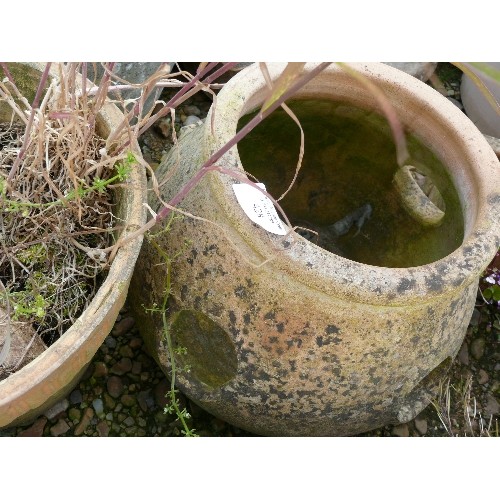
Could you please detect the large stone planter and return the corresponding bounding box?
[129,62,500,436]
[0,63,147,428]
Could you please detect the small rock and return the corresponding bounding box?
[103,392,116,410]
[458,343,469,366]
[154,378,170,407]
[50,419,70,437]
[110,357,133,375]
[129,338,143,350]
[123,416,135,427]
[112,317,135,337]
[137,390,152,412]
[18,417,47,437]
[92,361,108,378]
[92,398,104,416]
[392,423,409,437]
[414,416,428,435]
[106,412,114,421]
[96,421,110,437]
[470,337,486,360]
[69,389,83,405]
[470,308,481,326]
[74,407,94,436]
[495,363,500,371]
[119,345,134,358]
[106,376,124,398]
[185,105,201,116]
[132,361,142,375]
[105,336,117,349]
[44,399,69,420]
[183,115,202,127]
[121,394,136,407]
[484,394,500,416]
[478,369,489,385]
[68,408,81,422]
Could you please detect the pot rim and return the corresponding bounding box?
[0,63,147,427]
[205,62,500,306]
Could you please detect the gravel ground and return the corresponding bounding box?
[1,63,498,437]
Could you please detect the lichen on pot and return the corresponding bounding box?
[130,62,500,436]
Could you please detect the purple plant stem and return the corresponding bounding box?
[7,63,52,183]
[154,62,332,224]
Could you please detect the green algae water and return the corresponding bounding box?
[236,100,464,268]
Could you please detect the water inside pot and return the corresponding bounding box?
[237,99,464,268]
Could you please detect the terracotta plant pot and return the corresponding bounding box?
[0,63,147,428]
[129,63,500,436]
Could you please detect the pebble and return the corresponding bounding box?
[92,398,104,416]
[154,378,170,407]
[132,361,142,375]
[120,345,134,358]
[105,337,117,349]
[68,408,81,422]
[103,392,117,409]
[18,417,47,437]
[74,407,94,436]
[484,394,500,416]
[470,308,481,326]
[96,421,110,437]
[137,390,152,412]
[414,416,428,435]
[121,394,136,407]
[458,343,469,365]
[112,317,135,337]
[478,369,489,385]
[50,419,70,437]
[392,424,410,437]
[470,337,486,360]
[110,357,133,375]
[123,416,135,427]
[44,399,69,420]
[93,361,108,378]
[69,389,83,405]
[107,376,125,398]
[129,338,143,350]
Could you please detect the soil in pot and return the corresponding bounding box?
[237,99,464,268]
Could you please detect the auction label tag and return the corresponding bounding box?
[232,182,287,235]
